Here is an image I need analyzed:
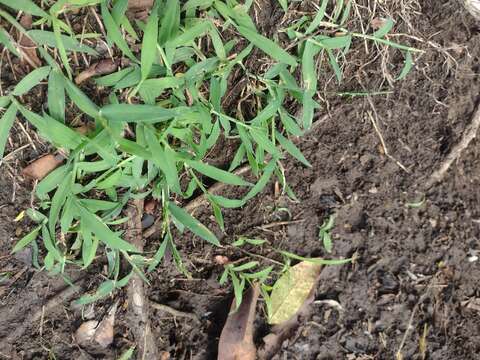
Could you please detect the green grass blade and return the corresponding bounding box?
[168,202,220,246]
[0,103,17,160]
[12,66,50,96]
[249,128,280,157]
[243,159,277,201]
[158,0,180,45]
[0,27,19,56]
[75,200,138,252]
[167,20,209,48]
[305,0,328,35]
[0,0,48,18]
[49,172,72,236]
[28,30,98,55]
[52,18,72,79]
[100,104,184,123]
[141,6,159,82]
[275,130,311,167]
[64,79,100,118]
[101,2,137,61]
[48,70,65,122]
[236,25,297,67]
[186,159,251,186]
[397,51,414,80]
[373,18,394,38]
[12,226,41,253]
[144,127,181,193]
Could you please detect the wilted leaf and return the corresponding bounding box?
[218,284,259,360]
[22,154,65,180]
[268,261,322,324]
[75,59,118,84]
[75,302,117,348]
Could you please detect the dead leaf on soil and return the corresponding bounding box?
[268,261,322,325]
[127,0,154,10]
[22,154,65,180]
[370,17,388,30]
[74,122,95,135]
[218,283,259,360]
[17,15,42,69]
[75,302,118,348]
[75,59,118,84]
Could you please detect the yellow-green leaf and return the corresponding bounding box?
[268,261,322,324]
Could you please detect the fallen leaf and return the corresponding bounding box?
[128,0,154,10]
[214,255,229,265]
[218,283,259,360]
[93,301,117,347]
[75,59,118,84]
[22,154,65,180]
[75,302,117,348]
[371,17,388,30]
[17,15,41,68]
[74,122,95,135]
[144,199,157,214]
[268,261,322,325]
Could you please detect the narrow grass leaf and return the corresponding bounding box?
[158,0,180,45]
[186,160,250,186]
[243,159,276,201]
[373,18,394,38]
[249,128,280,156]
[64,78,100,118]
[141,8,159,81]
[12,66,50,96]
[0,28,19,56]
[52,18,72,78]
[75,200,138,252]
[0,0,48,18]
[237,25,297,67]
[275,131,311,167]
[28,30,97,55]
[101,2,137,61]
[49,172,72,236]
[0,103,17,160]
[168,202,220,246]
[0,96,10,109]
[12,226,41,253]
[305,0,329,35]
[144,127,181,193]
[277,0,288,11]
[397,51,414,80]
[100,104,182,123]
[48,70,65,122]
[167,21,210,48]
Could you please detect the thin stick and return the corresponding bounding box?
[126,199,158,360]
[150,302,200,323]
[425,102,480,189]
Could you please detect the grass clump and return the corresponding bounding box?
[0,0,417,303]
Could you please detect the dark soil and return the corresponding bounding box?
[1,0,480,359]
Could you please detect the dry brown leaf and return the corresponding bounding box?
[17,15,41,69]
[127,0,154,10]
[75,302,117,348]
[75,59,118,84]
[74,122,95,135]
[218,283,259,360]
[22,154,65,180]
[371,17,388,30]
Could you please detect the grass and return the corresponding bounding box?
[0,0,416,305]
